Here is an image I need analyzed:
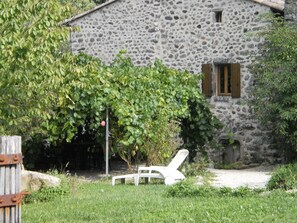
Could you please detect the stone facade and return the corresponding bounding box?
[66,0,286,165]
[285,0,297,22]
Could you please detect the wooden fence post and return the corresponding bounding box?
[0,136,22,223]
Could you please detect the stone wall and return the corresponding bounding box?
[68,0,282,165]
[285,0,297,22]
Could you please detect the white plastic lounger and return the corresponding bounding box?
[136,149,189,186]
[112,174,138,186]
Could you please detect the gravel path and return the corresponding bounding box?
[73,161,275,189]
[206,166,274,189]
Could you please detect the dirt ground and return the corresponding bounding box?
[205,165,275,189]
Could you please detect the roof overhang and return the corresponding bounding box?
[251,0,284,11]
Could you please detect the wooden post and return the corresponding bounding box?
[0,136,22,223]
[105,108,109,176]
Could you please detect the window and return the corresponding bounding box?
[202,63,241,98]
[215,11,222,23]
[218,64,231,96]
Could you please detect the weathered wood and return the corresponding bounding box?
[231,63,241,98]
[202,64,213,97]
[0,140,4,223]
[0,136,22,223]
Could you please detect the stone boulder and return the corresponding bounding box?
[21,170,61,192]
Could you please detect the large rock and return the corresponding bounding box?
[21,170,61,192]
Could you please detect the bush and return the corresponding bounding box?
[165,181,259,198]
[165,181,215,197]
[141,119,182,166]
[214,161,243,170]
[23,171,82,203]
[267,163,297,190]
[24,184,70,203]
[182,160,209,177]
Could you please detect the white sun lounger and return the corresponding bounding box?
[111,174,138,186]
[136,149,189,186]
[111,149,189,186]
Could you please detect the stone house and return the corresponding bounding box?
[64,0,294,166]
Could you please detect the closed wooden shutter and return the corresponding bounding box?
[202,64,212,97]
[231,63,241,98]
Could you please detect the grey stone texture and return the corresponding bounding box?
[21,170,61,192]
[67,0,286,165]
[285,0,297,22]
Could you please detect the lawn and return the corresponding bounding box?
[22,178,297,223]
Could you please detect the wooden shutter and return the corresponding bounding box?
[202,64,212,97]
[231,63,241,98]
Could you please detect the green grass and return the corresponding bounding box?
[22,179,297,223]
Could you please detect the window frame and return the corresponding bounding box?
[214,11,223,23]
[217,64,231,96]
[201,63,241,98]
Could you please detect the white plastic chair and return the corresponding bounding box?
[136,149,189,186]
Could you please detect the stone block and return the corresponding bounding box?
[21,170,61,192]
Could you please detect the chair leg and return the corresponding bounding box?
[134,175,139,186]
[145,178,149,184]
[148,170,152,182]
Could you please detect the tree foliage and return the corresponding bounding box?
[251,18,297,150]
[0,0,104,141]
[98,54,220,166]
[180,100,222,160]
[0,0,70,136]
[58,0,96,14]
[106,54,201,146]
[92,0,107,5]
[0,0,220,167]
[58,0,107,14]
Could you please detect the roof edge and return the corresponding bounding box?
[251,0,284,11]
[63,0,284,25]
[63,0,120,25]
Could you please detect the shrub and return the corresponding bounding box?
[267,163,297,190]
[181,158,215,186]
[141,119,182,166]
[214,161,243,170]
[166,181,259,198]
[23,171,82,203]
[24,184,70,203]
[231,186,255,197]
[182,158,209,177]
[165,181,215,198]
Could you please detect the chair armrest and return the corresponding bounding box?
[138,166,152,175]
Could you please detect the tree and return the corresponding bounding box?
[58,0,96,14]
[58,0,108,14]
[180,100,222,161]
[0,0,219,168]
[92,0,107,5]
[250,18,297,151]
[99,54,220,167]
[0,0,104,141]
